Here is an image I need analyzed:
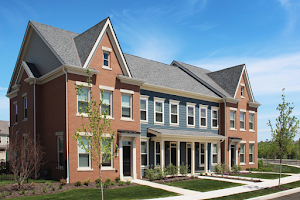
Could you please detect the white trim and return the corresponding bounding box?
[240,111,246,131]
[77,168,94,172]
[186,103,195,127]
[169,100,179,126]
[153,97,165,101]
[75,81,93,87]
[121,117,134,122]
[102,66,112,70]
[249,110,255,114]
[230,110,236,129]
[78,132,93,136]
[22,92,27,97]
[77,137,92,170]
[101,90,113,118]
[154,98,164,125]
[211,107,219,129]
[55,132,64,136]
[211,143,218,165]
[102,46,112,52]
[141,139,148,167]
[120,89,134,94]
[121,93,133,119]
[117,75,144,86]
[229,107,237,111]
[233,65,245,99]
[99,85,114,91]
[240,83,245,86]
[140,96,148,123]
[240,109,246,112]
[249,141,255,144]
[240,141,246,143]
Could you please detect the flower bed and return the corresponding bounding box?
[151,176,197,184]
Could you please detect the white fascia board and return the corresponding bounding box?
[233,65,245,99]
[117,74,144,86]
[243,68,255,102]
[223,97,241,104]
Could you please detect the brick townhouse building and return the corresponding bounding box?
[6,17,260,183]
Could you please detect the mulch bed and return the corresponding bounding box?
[0,182,138,199]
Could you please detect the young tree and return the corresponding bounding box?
[268,89,299,187]
[6,130,44,190]
[73,69,115,200]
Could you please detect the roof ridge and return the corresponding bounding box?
[74,17,108,39]
[174,60,211,72]
[30,20,79,35]
[124,53,174,68]
[208,64,245,74]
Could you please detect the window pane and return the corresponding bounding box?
[249,145,253,153]
[141,155,147,165]
[188,116,194,125]
[240,154,244,163]
[103,60,108,66]
[201,118,206,126]
[188,107,194,116]
[201,108,206,117]
[212,144,217,153]
[78,101,88,113]
[101,105,110,115]
[156,113,163,122]
[103,92,111,104]
[213,119,217,127]
[79,154,89,167]
[78,138,89,153]
[140,99,146,110]
[102,154,111,166]
[78,88,89,101]
[249,114,254,122]
[213,155,217,164]
[156,142,160,153]
[141,111,146,120]
[59,153,63,166]
[249,123,253,130]
[201,155,205,164]
[240,144,244,153]
[156,155,160,166]
[240,113,244,121]
[249,155,253,163]
[213,110,217,118]
[171,105,177,114]
[122,107,130,118]
[201,144,204,153]
[230,120,235,128]
[230,111,235,120]
[59,138,63,151]
[155,102,162,112]
[103,52,109,59]
[141,142,147,153]
[240,121,245,129]
[171,115,177,123]
[122,95,131,107]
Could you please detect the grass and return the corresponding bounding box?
[165,179,242,192]
[255,164,300,174]
[213,180,300,200]
[0,174,58,184]
[231,173,290,179]
[9,185,177,200]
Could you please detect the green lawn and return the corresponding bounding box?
[9,185,177,200]
[256,164,300,174]
[231,173,290,179]
[213,180,300,200]
[165,179,242,192]
[0,174,58,184]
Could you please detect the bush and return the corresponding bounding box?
[75,180,82,187]
[232,165,242,173]
[96,182,101,188]
[60,179,67,186]
[115,176,120,183]
[95,178,101,184]
[59,184,62,190]
[126,180,131,185]
[32,189,36,194]
[52,186,55,191]
[111,181,115,186]
[190,175,196,179]
[214,163,222,173]
[179,163,189,176]
[103,182,109,188]
[83,178,91,186]
[118,181,124,186]
[258,160,264,169]
[19,190,26,195]
[105,178,112,184]
[164,164,178,176]
[42,187,46,193]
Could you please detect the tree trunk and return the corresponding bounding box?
[99,164,104,200]
[279,155,282,187]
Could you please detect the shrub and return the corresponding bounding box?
[42,187,46,193]
[105,178,112,184]
[200,173,203,176]
[164,164,178,176]
[115,176,120,183]
[2,192,6,198]
[190,175,196,179]
[59,184,62,190]
[32,189,36,194]
[103,182,109,188]
[126,180,131,185]
[111,181,115,186]
[96,182,101,188]
[52,186,55,191]
[232,165,242,173]
[19,190,26,195]
[8,191,12,195]
[258,160,264,169]
[83,178,91,186]
[60,179,67,186]
[30,182,35,186]
[75,180,82,187]
[179,162,189,176]
[157,167,165,179]
[214,163,222,173]
[221,163,227,173]
[95,178,101,184]
[118,181,124,186]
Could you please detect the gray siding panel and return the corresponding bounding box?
[23,30,62,76]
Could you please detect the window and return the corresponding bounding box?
[200,106,208,128]
[154,98,164,123]
[155,142,160,166]
[121,94,132,118]
[240,112,245,130]
[241,85,245,97]
[249,113,254,131]
[77,88,90,114]
[200,143,205,165]
[249,144,254,163]
[7,136,9,144]
[23,96,27,119]
[101,91,112,117]
[103,51,110,67]
[140,97,148,122]
[14,103,18,123]
[102,138,112,167]
[57,136,63,167]
[230,111,236,129]
[211,107,219,128]
[78,137,90,168]
[186,103,195,127]
[212,143,218,164]
[169,100,179,125]
[240,144,245,163]
[141,141,148,166]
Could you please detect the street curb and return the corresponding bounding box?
[246,187,300,200]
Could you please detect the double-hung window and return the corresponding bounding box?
[249,112,255,131]
[186,103,195,127]
[200,143,205,165]
[241,84,245,97]
[154,97,165,124]
[78,88,90,114]
[240,111,246,130]
[7,136,9,144]
[240,144,245,164]
[230,110,236,129]
[249,144,254,163]
[140,95,149,122]
[102,138,113,167]
[57,136,63,168]
[78,137,90,168]
[200,105,208,128]
[101,91,112,117]
[23,96,27,120]
[14,102,18,123]
[211,107,219,129]
[102,46,112,70]
[212,143,218,164]
[169,100,179,125]
[155,142,160,166]
[120,89,134,120]
[141,141,148,166]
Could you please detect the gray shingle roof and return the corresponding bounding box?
[74,18,108,67]
[207,65,244,97]
[124,54,219,98]
[26,62,42,78]
[30,21,80,67]
[148,128,222,137]
[0,120,9,135]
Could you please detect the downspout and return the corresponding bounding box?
[223,99,227,167]
[63,67,69,183]
[34,79,37,179]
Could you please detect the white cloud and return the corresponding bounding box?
[277,0,300,35]
[0,87,7,90]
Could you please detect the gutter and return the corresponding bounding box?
[63,67,69,183]
[34,79,37,178]
[223,99,227,167]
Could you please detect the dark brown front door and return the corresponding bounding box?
[231,145,235,167]
[123,146,131,176]
[188,148,191,171]
[171,147,176,166]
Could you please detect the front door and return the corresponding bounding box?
[171,147,176,166]
[123,146,131,176]
[231,145,235,167]
[187,148,191,171]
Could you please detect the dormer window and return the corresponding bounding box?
[102,46,112,70]
[240,83,245,98]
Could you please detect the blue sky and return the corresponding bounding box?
[0,0,299,141]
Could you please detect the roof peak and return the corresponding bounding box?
[30,20,79,35]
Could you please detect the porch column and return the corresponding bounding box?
[235,144,238,166]
[132,139,137,179]
[229,141,232,170]
[119,138,123,180]
[177,141,180,173]
[160,139,164,170]
[204,142,208,173]
[191,142,195,175]
[218,142,221,164]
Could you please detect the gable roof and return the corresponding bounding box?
[207,65,245,97]
[124,54,219,98]
[74,18,108,67]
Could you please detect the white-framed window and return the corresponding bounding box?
[249,112,254,131]
[57,136,63,167]
[211,107,219,129]
[240,143,245,164]
[154,98,165,124]
[121,94,132,119]
[141,141,148,166]
[212,143,218,164]
[249,144,254,163]
[103,51,110,67]
[240,112,245,130]
[200,105,208,128]
[230,111,236,129]
[23,96,27,120]
[155,142,160,166]
[186,103,195,127]
[101,91,112,117]
[169,100,179,126]
[140,95,149,122]
[101,138,113,167]
[200,143,205,166]
[241,85,245,97]
[78,137,91,168]
[14,102,18,123]
[77,87,90,114]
